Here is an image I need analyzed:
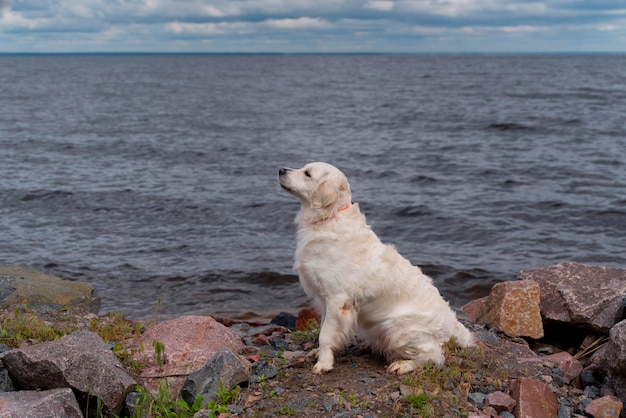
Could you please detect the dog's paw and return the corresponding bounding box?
[387,360,418,374]
[312,361,333,374]
[307,348,319,359]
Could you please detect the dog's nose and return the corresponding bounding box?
[279,168,288,176]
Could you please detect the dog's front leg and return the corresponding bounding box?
[312,301,357,374]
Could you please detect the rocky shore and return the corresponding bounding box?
[1,262,625,418]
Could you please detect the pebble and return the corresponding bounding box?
[583,385,599,399]
[558,405,573,418]
[468,392,486,409]
[580,370,596,387]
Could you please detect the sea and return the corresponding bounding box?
[1,53,625,320]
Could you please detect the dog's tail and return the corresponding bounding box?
[453,321,475,348]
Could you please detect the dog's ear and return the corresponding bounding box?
[311,179,339,209]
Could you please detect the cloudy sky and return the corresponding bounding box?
[1,0,625,53]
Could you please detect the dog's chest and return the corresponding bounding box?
[294,234,352,296]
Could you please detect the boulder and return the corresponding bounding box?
[519,262,626,332]
[129,315,245,398]
[460,296,488,322]
[510,377,559,418]
[592,320,626,407]
[180,349,250,408]
[584,395,623,418]
[0,388,82,418]
[0,266,100,314]
[476,280,544,339]
[2,330,136,415]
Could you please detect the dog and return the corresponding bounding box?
[278,162,474,374]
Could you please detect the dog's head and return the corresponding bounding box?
[279,162,352,223]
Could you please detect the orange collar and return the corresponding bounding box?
[337,203,351,213]
[315,203,352,224]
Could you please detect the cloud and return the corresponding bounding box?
[364,1,395,12]
[264,17,332,29]
[0,0,625,52]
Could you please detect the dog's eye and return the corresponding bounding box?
[304,170,311,178]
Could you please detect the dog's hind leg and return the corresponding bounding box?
[312,301,357,374]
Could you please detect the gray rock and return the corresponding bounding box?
[0,343,15,392]
[468,392,486,409]
[0,266,100,314]
[3,330,136,415]
[519,262,626,332]
[592,319,626,407]
[180,349,250,408]
[250,359,278,383]
[0,388,82,418]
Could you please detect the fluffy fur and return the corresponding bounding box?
[279,162,474,374]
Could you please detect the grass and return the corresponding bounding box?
[394,339,488,417]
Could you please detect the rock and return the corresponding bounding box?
[180,349,250,408]
[584,395,623,418]
[592,320,626,407]
[0,266,100,314]
[461,296,488,321]
[510,377,559,418]
[296,307,320,331]
[270,312,296,330]
[484,390,516,413]
[468,392,486,409]
[0,388,83,418]
[542,352,583,384]
[0,343,16,392]
[476,280,544,339]
[519,262,626,332]
[2,330,135,415]
[129,315,245,398]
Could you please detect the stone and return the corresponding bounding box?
[270,312,296,330]
[542,352,583,384]
[476,280,544,339]
[2,330,135,415]
[484,390,516,413]
[296,307,320,331]
[180,349,250,408]
[510,377,559,418]
[0,343,15,392]
[519,262,626,332]
[592,320,626,407]
[129,315,245,398]
[468,392,486,409]
[0,266,100,314]
[0,388,82,418]
[460,296,488,321]
[584,395,623,418]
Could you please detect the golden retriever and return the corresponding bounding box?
[279,162,474,374]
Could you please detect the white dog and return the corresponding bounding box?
[279,162,474,374]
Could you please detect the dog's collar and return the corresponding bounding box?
[315,203,352,224]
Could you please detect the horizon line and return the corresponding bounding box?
[1,51,625,56]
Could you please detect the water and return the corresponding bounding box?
[1,54,625,319]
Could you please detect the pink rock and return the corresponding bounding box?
[519,262,626,332]
[461,296,489,321]
[511,377,559,418]
[129,315,245,397]
[484,390,516,413]
[584,395,623,418]
[542,351,583,384]
[476,280,544,339]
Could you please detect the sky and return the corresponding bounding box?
[1,0,625,53]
